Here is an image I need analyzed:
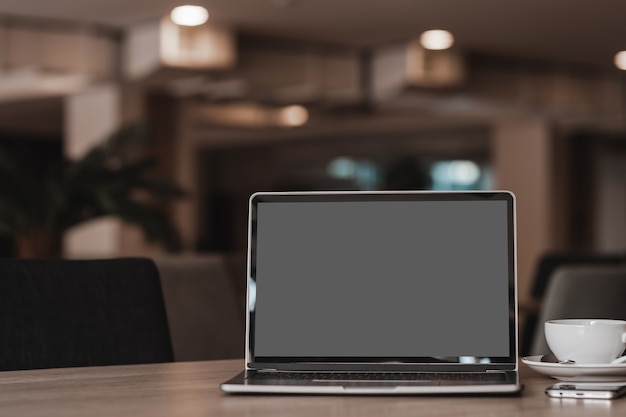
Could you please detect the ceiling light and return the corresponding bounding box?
[170,5,209,27]
[420,30,454,51]
[277,105,309,127]
[615,51,626,70]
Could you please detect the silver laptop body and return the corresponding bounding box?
[221,191,522,394]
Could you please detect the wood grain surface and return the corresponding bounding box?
[0,359,622,417]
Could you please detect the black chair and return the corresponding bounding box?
[0,258,174,371]
[520,252,626,356]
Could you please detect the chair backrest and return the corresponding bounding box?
[529,252,626,299]
[529,265,626,356]
[155,255,245,361]
[520,252,626,355]
[0,258,174,371]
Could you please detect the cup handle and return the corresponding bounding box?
[610,333,626,364]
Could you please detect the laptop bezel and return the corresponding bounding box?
[244,190,518,372]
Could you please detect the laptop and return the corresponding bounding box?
[221,190,522,394]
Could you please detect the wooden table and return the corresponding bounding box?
[0,359,623,417]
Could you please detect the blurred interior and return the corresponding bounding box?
[0,0,625,360]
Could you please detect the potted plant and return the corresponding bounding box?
[0,125,185,258]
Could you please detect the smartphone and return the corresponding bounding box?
[546,383,626,399]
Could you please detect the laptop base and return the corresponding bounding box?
[220,370,522,395]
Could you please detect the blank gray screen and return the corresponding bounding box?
[254,200,510,357]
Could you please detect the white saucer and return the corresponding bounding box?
[522,355,626,382]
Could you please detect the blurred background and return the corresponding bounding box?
[0,1,625,354]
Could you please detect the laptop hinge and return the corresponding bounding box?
[486,367,515,372]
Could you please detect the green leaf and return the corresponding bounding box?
[0,123,185,252]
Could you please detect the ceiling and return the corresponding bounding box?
[2,0,626,69]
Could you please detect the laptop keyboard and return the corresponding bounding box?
[251,371,507,383]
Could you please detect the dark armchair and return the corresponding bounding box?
[0,258,173,371]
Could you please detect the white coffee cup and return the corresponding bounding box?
[545,319,626,365]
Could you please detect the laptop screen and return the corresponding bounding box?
[247,191,516,367]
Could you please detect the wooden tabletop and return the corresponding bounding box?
[0,359,623,417]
